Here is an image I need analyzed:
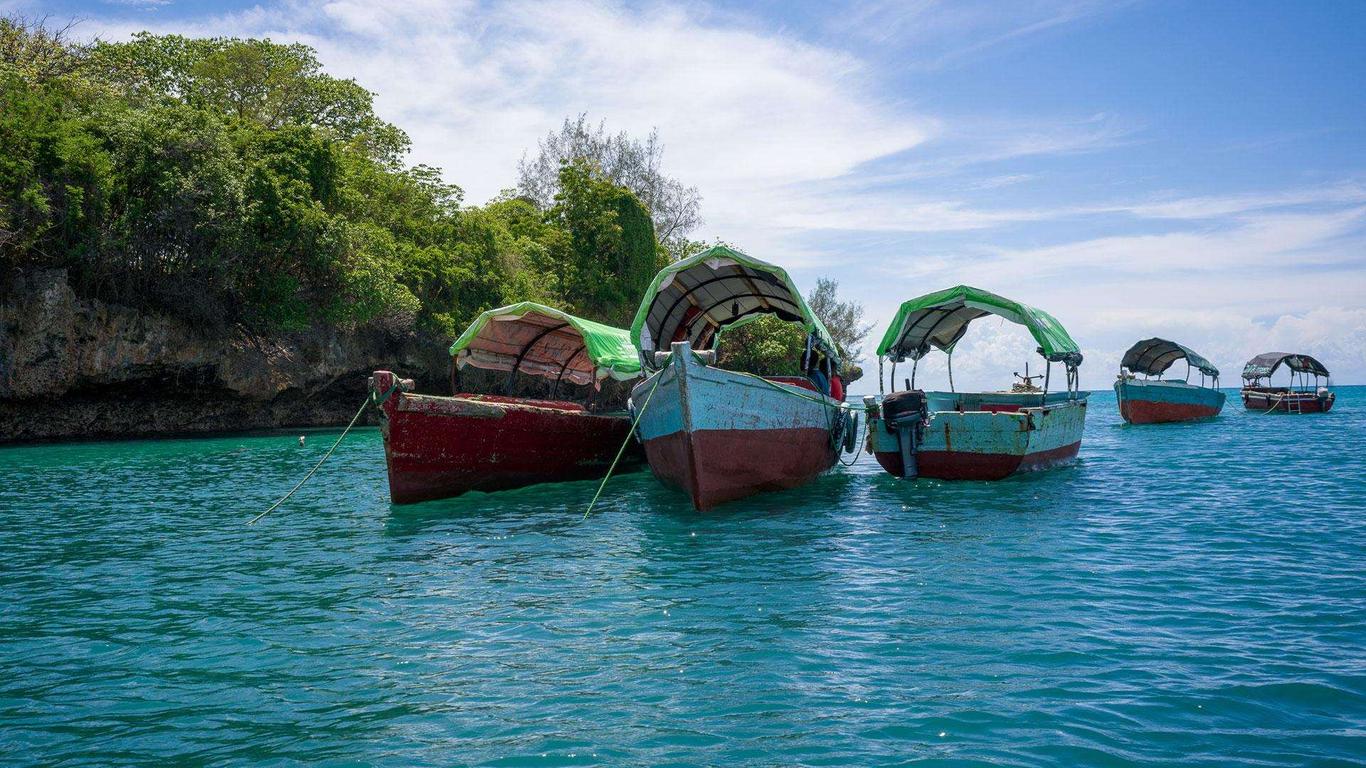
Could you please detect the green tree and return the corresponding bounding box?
[0,19,675,347]
[715,276,870,383]
[0,17,109,264]
[518,115,701,259]
[544,158,663,325]
[87,33,409,165]
[716,315,807,376]
[806,278,871,382]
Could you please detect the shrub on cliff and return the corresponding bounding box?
[0,18,656,340]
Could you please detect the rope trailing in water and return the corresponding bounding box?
[583,373,663,520]
[1263,392,1287,415]
[248,382,400,525]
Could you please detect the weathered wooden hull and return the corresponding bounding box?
[1114,378,1225,424]
[370,370,640,505]
[870,392,1088,480]
[1240,387,1335,413]
[632,343,842,510]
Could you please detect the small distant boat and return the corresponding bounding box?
[866,285,1089,481]
[629,246,855,510]
[1240,352,1335,414]
[1114,338,1225,424]
[370,302,643,504]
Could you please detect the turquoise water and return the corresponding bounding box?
[2,388,1364,766]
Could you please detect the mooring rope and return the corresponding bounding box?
[583,373,663,520]
[838,417,869,467]
[1262,392,1288,415]
[248,381,400,525]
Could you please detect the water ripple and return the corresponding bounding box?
[1,390,1364,766]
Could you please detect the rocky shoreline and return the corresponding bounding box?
[0,269,450,443]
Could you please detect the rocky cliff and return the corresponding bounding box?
[0,269,451,442]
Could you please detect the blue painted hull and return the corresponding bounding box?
[868,391,1088,479]
[632,342,844,510]
[1114,378,1225,423]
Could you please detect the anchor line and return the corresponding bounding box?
[1262,392,1287,415]
[248,381,400,525]
[583,372,663,520]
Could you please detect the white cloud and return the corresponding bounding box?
[829,0,1127,69]
[1089,183,1366,221]
[72,0,1366,385]
[82,0,939,260]
[980,206,1366,282]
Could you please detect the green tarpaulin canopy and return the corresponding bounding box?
[1121,338,1218,378]
[877,285,1082,367]
[630,245,838,368]
[449,302,641,384]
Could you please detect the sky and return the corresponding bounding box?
[17,0,1366,390]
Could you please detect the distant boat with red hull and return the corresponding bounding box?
[1240,352,1335,414]
[1114,338,1225,424]
[628,247,855,510]
[866,286,1088,481]
[370,303,643,504]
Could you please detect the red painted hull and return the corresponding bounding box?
[372,372,640,504]
[1241,388,1335,413]
[1120,399,1222,424]
[642,427,837,510]
[874,440,1081,481]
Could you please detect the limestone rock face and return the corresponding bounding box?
[0,269,449,442]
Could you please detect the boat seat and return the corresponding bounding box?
[457,393,586,412]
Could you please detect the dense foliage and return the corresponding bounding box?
[716,278,868,384]
[716,315,807,377]
[2,17,868,381]
[0,19,661,335]
[518,114,701,259]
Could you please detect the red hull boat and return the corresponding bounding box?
[1240,352,1335,415]
[866,286,1089,483]
[371,371,640,504]
[1241,387,1335,413]
[370,302,645,504]
[1114,338,1225,425]
[631,345,845,510]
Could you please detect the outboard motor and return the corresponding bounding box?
[880,389,928,480]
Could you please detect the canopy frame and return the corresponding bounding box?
[877,285,1082,366]
[449,302,641,392]
[631,245,838,372]
[1120,338,1219,386]
[504,321,571,394]
[1241,352,1330,381]
[1241,352,1331,392]
[876,285,1083,398]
